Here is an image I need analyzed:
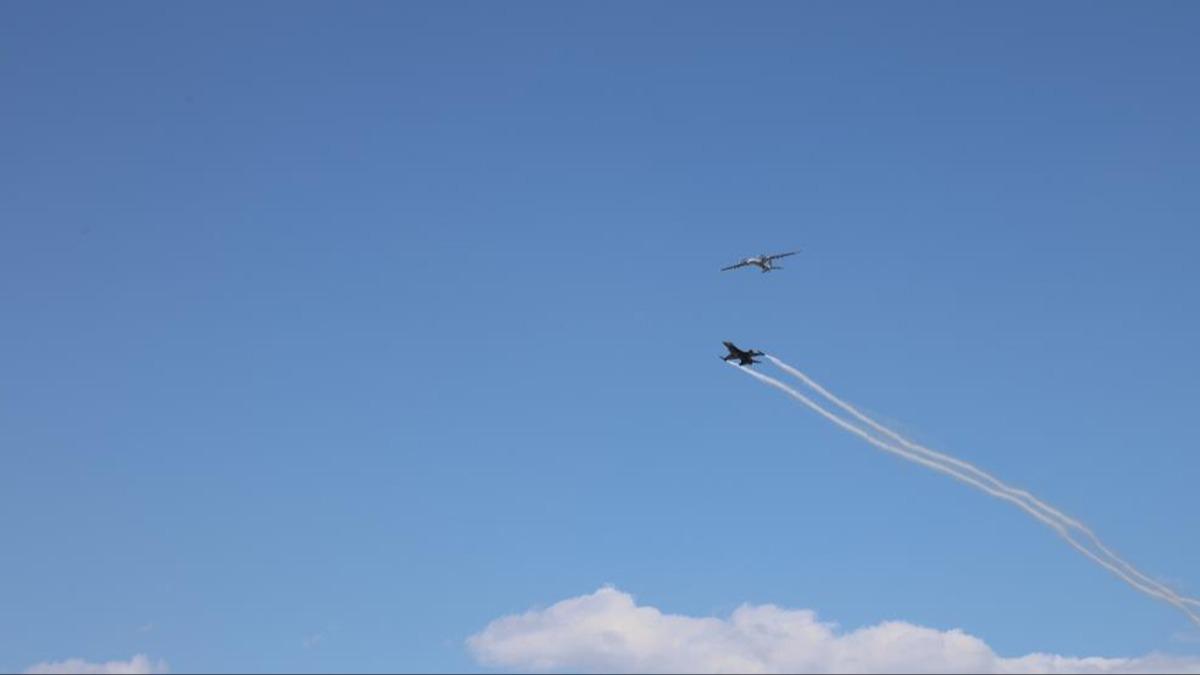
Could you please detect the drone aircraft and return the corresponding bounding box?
[720,250,800,273]
[721,341,764,366]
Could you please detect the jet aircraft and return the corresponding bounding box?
[720,250,800,273]
[721,341,764,366]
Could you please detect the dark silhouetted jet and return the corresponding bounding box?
[721,341,764,366]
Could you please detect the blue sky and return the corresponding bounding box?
[3,2,1199,672]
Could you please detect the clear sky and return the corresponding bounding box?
[3,2,1199,673]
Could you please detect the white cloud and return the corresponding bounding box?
[468,587,1200,674]
[24,654,167,675]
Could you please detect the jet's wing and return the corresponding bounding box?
[721,261,751,271]
[766,250,801,261]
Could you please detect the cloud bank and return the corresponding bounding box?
[24,654,167,675]
[468,587,1200,674]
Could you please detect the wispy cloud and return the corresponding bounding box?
[24,654,167,675]
[468,587,1200,674]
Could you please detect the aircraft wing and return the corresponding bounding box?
[766,250,800,261]
[721,261,751,271]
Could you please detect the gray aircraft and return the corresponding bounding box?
[720,250,800,273]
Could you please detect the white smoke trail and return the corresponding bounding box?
[728,362,1200,627]
[764,355,1200,610]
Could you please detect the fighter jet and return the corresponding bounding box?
[720,250,801,273]
[721,341,764,366]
